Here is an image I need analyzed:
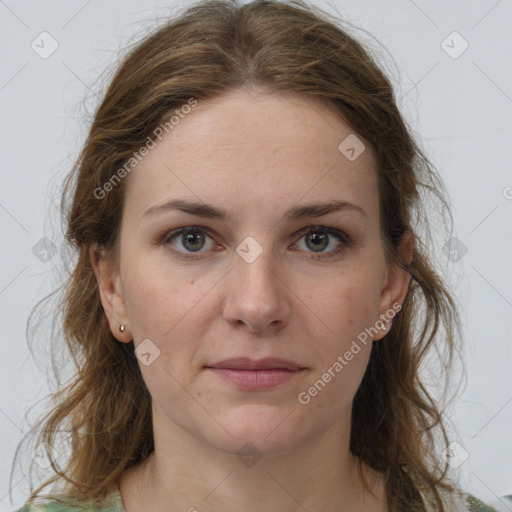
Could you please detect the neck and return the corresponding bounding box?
[119,404,387,512]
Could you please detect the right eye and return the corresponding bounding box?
[161,226,221,260]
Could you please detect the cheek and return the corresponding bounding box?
[122,269,201,399]
[123,274,177,339]
[336,283,380,331]
[301,285,377,413]
[300,268,383,391]
[121,255,213,373]
[122,251,194,337]
[313,270,382,340]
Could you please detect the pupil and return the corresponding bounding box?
[184,232,204,251]
[308,232,327,252]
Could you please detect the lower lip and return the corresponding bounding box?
[205,368,305,389]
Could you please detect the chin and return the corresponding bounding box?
[213,433,301,460]
[203,407,312,459]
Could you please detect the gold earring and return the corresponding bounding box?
[119,324,126,333]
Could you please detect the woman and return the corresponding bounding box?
[10,0,511,511]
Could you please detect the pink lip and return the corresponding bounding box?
[206,357,304,371]
[206,368,305,389]
[205,358,307,390]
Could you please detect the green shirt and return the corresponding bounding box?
[13,487,512,512]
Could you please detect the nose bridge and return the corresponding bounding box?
[234,234,281,298]
[238,240,276,292]
[223,234,290,332]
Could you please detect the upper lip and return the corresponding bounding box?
[205,357,304,371]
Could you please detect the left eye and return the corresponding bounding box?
[292,227,350,258]
[298,228,346,253]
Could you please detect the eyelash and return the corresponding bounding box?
[159,225,353,261]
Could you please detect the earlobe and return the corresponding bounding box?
[89,243,132,343]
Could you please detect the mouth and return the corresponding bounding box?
[205,357,304,371]
[204,357,307,389]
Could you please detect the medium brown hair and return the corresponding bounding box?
[11,1,464,510]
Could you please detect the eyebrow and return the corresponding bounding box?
[143,198,367,222]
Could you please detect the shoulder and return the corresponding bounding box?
[462,492,512,512]
[12,489,124,512]
[13,502,84,512]
[13,502,97,512]
[419,487,512,512]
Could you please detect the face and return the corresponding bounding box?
[93,88,411,457]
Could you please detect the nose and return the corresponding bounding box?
[221,241,292,334]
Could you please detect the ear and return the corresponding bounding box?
[89,243,132,343]
[373,229,414,341]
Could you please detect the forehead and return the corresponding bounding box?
[123,89,380,224]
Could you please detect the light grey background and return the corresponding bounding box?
[1,0,511,511]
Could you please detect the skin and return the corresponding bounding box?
[91,87,413,512]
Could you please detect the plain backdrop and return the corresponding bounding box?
[1,0,511,511]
